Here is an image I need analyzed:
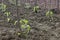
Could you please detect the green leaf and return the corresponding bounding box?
[20,19,28,24]
[7,18,11,22]
[33,7,36,12]
[50,11,53,15]
[36,6,39,8]
[46,11,54,17]
[33,6,39,12]
[0,3,7,11]
[14,20,18,25]
[21,24,31,33]
[21,25,26,29]
[21,24,31,31]
[4,12,11,17]
[2,3,6,11]
[26,25,31,31]
[23,19,28,24]
[17,32,21,36]
[46,11,50,16]
[19,19,24,24]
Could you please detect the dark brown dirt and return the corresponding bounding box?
[0,0,60,40]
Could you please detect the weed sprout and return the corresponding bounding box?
[33,6,40,13]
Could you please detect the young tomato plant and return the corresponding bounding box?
[19,19,31,36]
[46,10,54,21]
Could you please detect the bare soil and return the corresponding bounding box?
[0,0,60,40]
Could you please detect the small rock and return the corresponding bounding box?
[55,22,60,26]
[1,32,7,36]
[38,23,43,26]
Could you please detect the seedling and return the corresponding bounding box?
[33,6,39,13]
[25,3,31,9]
[0,3,12,23]
[46,10,54,21]
[0,3,6,11]
[20,19,31,35]
[46,11,53,17]
[4,12,11,17]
